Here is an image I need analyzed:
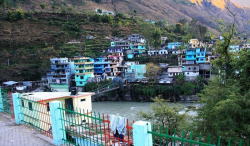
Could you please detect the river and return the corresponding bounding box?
[92,101,199,122]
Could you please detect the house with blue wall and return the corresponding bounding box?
[130,44,146,54]
[196,48,206,63]
[186,49,196,64]
[47,58,74,92]
[94,58,110,76]
[73,57,94,86]
[167,42,182,49]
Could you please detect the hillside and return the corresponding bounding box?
[0,12,140,81]
[0,0,250,82]
[3,0,250,35]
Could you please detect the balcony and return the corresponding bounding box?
[186,55,196,60]
[75,71,94,75]
[52,62,69,65]
[196,53,205,58]
[74,62,94,65]
[186,51,195,55]
[196,58,206,63]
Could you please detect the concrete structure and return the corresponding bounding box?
[196,48,206,64]
[108,46,125,53]
[168,66,183,77]
[158,49,168,55]
[50,101,66,145]
[105,55,126,78]
[130,64,146,80]
[94,58,110,76]
[19,92,94,132]
[74,57,94,86]
[182,64,199,81]
[167,42,181,49]
[229,45,241,53]
[47,58,74,92]
[130,44,146,54]
[186,49,196,63]
[111,40,130,50]
[189,39,200,48]
[199,63,211,79]
[133,121,152,146]
[128,34,146,44]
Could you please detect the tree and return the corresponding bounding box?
[97,8,102,14]
[144,63,161,83]
[175,23,183,34]
[181,82,195,96]
[139,21,156,52]
[137,95,190,145]
[118,21,122,27]
[40,3,45,9]
[133,9,137,16]
[195,8,250,145]
[175,73,185,85]
[125,22,130,27]
[116,12,124,18]
[152,28,162,56]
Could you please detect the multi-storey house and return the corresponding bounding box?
[73,57,94,86]
[47,58,74,92]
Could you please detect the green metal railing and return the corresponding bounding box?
[18,96,53,138]
[58,104,104,146]
[148,125,243,146]
[0,89,14,116]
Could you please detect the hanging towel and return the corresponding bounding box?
[110,115,119,133]
[117,116,127,135]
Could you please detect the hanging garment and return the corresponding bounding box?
[110,115,119,133]
[117,116,127,135]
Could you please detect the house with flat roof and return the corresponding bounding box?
[167,66,183,77]
[20,91,94,134]
[73,57,94,86]
[47,58,74,92]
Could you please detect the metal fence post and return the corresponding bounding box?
[133,121,152,146]
[0,88,3,112]
[12,93,23,124]
[50,101,66,146]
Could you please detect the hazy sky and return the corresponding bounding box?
[231,0,250,7]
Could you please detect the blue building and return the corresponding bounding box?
[196,48,206,63]
[94,58,110,76]
[130,44,146,54]
[73,57,94,86]
[186,49,196,61]
[167,42,182,49]
[46,58,74,92]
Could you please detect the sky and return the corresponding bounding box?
[231,0,250,7]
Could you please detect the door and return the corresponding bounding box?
[65,98,74,113]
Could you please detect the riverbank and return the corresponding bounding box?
[92,101,199,122]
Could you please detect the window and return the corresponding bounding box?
[187,73,189,75]
[81,99,86,102]
[80,81,82,84]
[47,103,50,112]
[80,76,84,79]
[188,67,191,70]
[28,102,32,111]
[21,100,24,107]
[77,75,79,77]
[194,67,196,70]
